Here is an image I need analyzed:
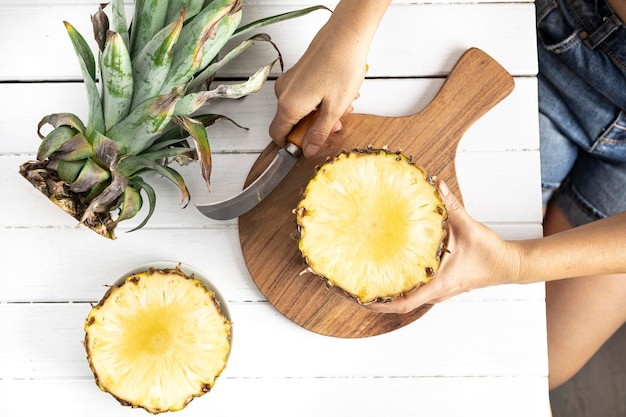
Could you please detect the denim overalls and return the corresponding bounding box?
[537,0,626,226]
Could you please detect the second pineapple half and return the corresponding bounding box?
[84,264,231,413]
[296,148,448,305]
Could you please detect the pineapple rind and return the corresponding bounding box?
[84,265,231,413]
[296,148,448,304]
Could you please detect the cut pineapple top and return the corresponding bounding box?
[84,266,231,414]
[296,149,448,304]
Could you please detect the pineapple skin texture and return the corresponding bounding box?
[296,148,448,304]
[84,265,231,414]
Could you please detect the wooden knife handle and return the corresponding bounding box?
[285,111,318,149]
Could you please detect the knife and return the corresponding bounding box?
[195,112,317,220]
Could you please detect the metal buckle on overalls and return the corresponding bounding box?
[579,13,623,49]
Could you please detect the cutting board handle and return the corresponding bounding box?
[410,47,514,145]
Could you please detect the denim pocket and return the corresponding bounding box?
[536,0,582,53]
[590,111,626,162]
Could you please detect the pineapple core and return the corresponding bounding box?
[296,149,447,304]
[84,267,231,413]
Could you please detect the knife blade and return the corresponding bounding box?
[195,112,316,220]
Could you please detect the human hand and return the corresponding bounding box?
[366,179,523,314]
[269,0,393,157]
[268,25,367,157]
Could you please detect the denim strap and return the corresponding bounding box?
[581,13,623,48]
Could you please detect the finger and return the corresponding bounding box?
[437,179,462,213]
[366,278,448,314]
[363,293,427,315]
[302,109,340,158]
[330,104,354,133]
[269,103,322,148]
[269,108,297,148]
[363,297,412,314]
[331,119,343,134]
[303,100,359,157]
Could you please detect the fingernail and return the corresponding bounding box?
[304,144,320,157]
[438,179,450,197]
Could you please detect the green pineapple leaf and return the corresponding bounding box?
[149,114,247,149]
[233,5,331,38]
[48,133,93,162]
[176,59,276,116]
[114,185,143,224]
[57,160,85,183]
[101,30,134,130]
[166,0,205,24]
[37,113,86,139]
[189,33,280,91]
[37,126,79,161]
[81,170,129,222]
[131,13,184,108]
[127,177,156,233]
[129,0,168,56]
[111,0,130,51]
[117,156,191,207]
[70,157,111,193]
[22,1,329,239]
[63,21,105,137]
[159,0,242,94]
[106,90,182,154]
[173,115,212,190]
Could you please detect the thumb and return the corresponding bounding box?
[437,179,464,219]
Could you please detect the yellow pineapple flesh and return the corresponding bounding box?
[296,148,448,304]
[84,265,231,413]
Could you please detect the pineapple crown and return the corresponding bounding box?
[30,0,328,238]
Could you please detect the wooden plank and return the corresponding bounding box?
[0,375,550,417]
[0,3,537,81]
[0,225,544,302]
[0,300,548,379]
[456,150,543,223]
[0,77,539,154]
[5,148,542,228]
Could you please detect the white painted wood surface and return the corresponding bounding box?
[0,1,549,416]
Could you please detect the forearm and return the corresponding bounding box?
[329,0,392,42]
[308,0,391,58]
[516,211,626,283]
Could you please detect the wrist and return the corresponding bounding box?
[508,241,525,284]
[326,0,391,43]
[509,240,536,284]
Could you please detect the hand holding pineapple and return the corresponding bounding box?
[365,179,523,314]
[367,179,626,315]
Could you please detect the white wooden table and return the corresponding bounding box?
[0,1,549,415]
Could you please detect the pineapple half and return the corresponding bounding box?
[296,148,448,304]
[84,264,231,413]
[19,0,327,239]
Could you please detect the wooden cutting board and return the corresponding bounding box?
[238,48,514,338]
